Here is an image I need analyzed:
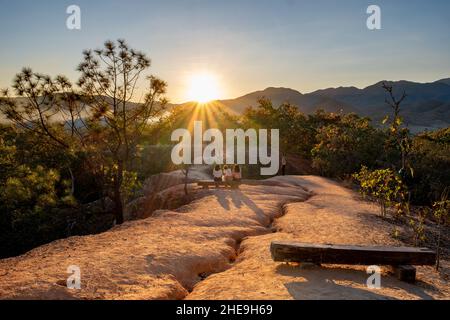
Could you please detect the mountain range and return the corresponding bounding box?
[199,78,450,133]
[2,78,449,133]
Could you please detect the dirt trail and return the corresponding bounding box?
[188,176,449,300]
[0,176,448,300]
[0,176,308,299]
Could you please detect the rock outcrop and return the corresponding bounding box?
[0,176,448,300]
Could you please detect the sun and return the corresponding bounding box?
[186,73,221,103]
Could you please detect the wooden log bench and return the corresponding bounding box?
[270,241,436,283]
[197,180,241,189]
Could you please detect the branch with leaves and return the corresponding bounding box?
[381,82,412,174]
[0,39,168,224]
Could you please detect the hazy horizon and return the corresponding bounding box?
[1,0,450,103]
[205,76,450,102]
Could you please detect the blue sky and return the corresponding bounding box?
[1,0,449,102]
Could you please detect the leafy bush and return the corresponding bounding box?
[312,114,385,177]
[432,193,450,269]
[353,166,408,217]
[0,135,76,255]
[409,128,450,205]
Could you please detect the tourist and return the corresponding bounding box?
[223,165,233,187]
[213,164,223,187]
[232,165,242,182]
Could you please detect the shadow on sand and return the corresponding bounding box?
[276,264,437,300]
[213,189,266,218]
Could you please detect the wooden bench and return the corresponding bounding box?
[270,241,436,283]
[197,180,241,189]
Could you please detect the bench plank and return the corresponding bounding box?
[197,179,263,186]
[198,180,225,186]
[197,180,241,189]
[270,241,436,266]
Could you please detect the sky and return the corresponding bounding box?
[0,0,450,103]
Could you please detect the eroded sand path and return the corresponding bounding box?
[0,176,448,299]
[188,176,449,300]
[0,177,308,299]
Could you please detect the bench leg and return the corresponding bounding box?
[390,265,416,283]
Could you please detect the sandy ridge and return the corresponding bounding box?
[0,176,448,300]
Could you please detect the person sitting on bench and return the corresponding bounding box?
[232,165,242,182]
[223,165,233,187]
[213,164,223,187]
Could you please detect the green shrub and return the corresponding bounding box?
[353,166,408,217]
[312,114,385,177]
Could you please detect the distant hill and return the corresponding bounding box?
[436,78,450,86]
[2,78,450,133]
[212,78,450,133]
[218,87,358,115]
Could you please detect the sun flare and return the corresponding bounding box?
[186,73,221,103]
